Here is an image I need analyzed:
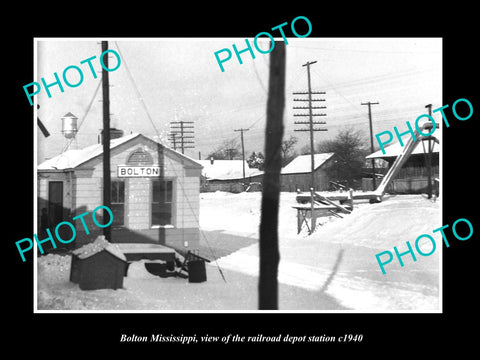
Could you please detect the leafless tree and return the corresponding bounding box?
[280,135,298,166]
[207,138,241,160]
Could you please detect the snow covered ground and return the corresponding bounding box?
[36,191,441,312]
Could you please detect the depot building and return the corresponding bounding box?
[37,131,203,250]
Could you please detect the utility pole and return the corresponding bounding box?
[170,120,194,154]
[168,132,179,151]
[234,128,249,183]
[101,40,111,242]
[425,104,433,199]
[361,101,380,190]
[293,60,327,191]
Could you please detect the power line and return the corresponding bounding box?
[287,43,441,55]
[170,121,194,154]
[63,79,102,152]
[113,41,159,138]
[112,42,225,282]
[252,60,267,94]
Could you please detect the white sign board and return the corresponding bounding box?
[117,166,162,177]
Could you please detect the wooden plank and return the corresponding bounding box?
[314,192,351,214]
[297,208,302,234]
[117,243,177,262]
[292,204,352,211]
[296,191,381,202]
[328,210,343,218]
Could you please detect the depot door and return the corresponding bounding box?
[48,181,63,224]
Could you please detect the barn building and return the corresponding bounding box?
[37,131,203,251]
[280,153,337,192]
[366,140,440,194]
[198,159,263,193]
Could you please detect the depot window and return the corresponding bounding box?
[152,179,173,226]
[111,180,125,226]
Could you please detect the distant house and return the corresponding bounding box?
[366,140,439,194]
[198,159,263,193]
[280,153,337,192]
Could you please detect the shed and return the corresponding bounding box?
[366,140,440,194]
[70,236,128,290]
[37,132,203,251]
[280,153,337,192]
[198,159,263,193]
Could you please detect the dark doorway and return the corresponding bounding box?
[48,181,63,224]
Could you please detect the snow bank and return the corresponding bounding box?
[214,194,440,311]
[199,191,340,237]
[36,193,441,311]
[37,253,71,285]
[72,235,126,261]
[127,260,163,280]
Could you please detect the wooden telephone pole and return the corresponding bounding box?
[170,121,194,154]
[101,40,111,241]
[361,101,380,189]
[168,132,179,151]
[234,128,249,183]
[293,61,327,190]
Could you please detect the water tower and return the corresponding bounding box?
[61,112,78,152]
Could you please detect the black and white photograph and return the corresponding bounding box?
[6,8,479,353]
[33,37,442,312]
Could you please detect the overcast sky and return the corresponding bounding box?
[35,38,441,163]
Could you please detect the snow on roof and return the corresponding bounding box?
[38,133,201,170]
[38,133,140,170]
[197,160,262,180]
[366,140,440,159]
[72,236,127,261]
[281,153,335,174]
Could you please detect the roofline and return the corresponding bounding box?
[366,146,440,159]
[41,133,203,170]
[37,168,76,173]
[281,153,336,174]
[131,134,204,169]
[73,133,144,168]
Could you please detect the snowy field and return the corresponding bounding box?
[37,191,441,312]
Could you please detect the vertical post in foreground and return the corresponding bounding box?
[259,41,286,310]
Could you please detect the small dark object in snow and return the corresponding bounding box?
[144,262,167,276]
[70,250,128,290]
[188,260,207,283]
